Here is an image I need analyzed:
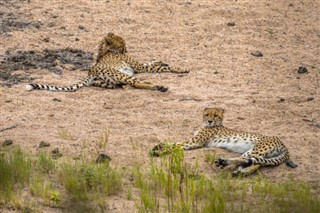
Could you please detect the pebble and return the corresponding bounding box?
[43,37,50,43]
[39,141,50,148]
[51,148,63,159]
[96,153,111,163]
[297,66,308,74]
[3,139,13,146]
[227,22,235,26]
[251,51,263,57]
[52,98,61,102]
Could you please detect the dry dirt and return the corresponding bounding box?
[0,0,319,212]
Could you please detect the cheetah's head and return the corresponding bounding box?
[203,107,224,127]
[97,33,127,61]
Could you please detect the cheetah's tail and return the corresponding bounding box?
[285,160,298,168]
[244,151,289,167]
[26,76,95,92]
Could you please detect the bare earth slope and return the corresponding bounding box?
[0,0,319,211]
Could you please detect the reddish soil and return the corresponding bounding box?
[0,0,319,212]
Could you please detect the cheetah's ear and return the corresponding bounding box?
[104,37,112,45]
[220,108,225,113]
[107,32,115,36]
[204,107,211,113]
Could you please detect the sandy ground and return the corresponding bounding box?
[0,0,319,212]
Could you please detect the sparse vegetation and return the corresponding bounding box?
[58,129,74,141]
[133,145,320,213]
[265,28,276,35]
[30,175,56,206]
[0,146,123,211]
[0,148,32,205]
[59,160,122,202]
[37,151,56,173]
[134,145,225,212]
[0,146,319,212]
[204,152,217,166]
[96,128,110,150]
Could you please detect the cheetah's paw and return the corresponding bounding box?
[215,158,229,169]
[155,86,169,92]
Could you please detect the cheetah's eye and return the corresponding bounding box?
[204,114,209,117]
[214,115,219,118]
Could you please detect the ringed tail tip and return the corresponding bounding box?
[26,84,34,91]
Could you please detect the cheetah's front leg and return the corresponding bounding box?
[132,60,189,74]
[132,80,168,92]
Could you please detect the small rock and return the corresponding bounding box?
[75,37,80,41]
[47,23,55,28]
[34,23,41,29]
[63,64,76,70]
[43,37,50,43]
[278,97,285,102]
[39,141,50,148]
[307,97,314,101]
[96,153,111,163]
[297,66,308,74]
[179,1,191,6]
[52,59,61,66]
[251,51,263,57]
[227,22,235,26]
[78,25,85,30]
[52,98,61,102]
[3,139,13,146]
[54,66,63,73]
[51,148,63,159]
[237,117,245,120]
[302,118,312,122]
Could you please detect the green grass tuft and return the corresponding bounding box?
[37,151,56,173]
[0,148,32,204]
[59,160,122,202]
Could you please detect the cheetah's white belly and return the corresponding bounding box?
[206,137,255,154]
[116,67,134,76]
[116,63,134,76]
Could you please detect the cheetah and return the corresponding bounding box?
[26,33,188,92]
[151,107,298,176]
